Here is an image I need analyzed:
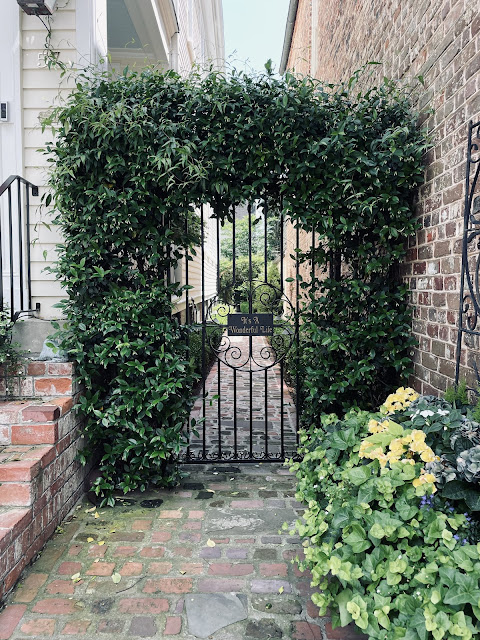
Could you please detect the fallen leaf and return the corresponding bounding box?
[85,506,96,513]
[71,573,81,582]
[86,537,94,543]
[94,558,100,563]
[112,572,121,584]
[278,587,284,594]
[97,541,105,546]
[212,472,219,475]
[110,529,116,533]
[231,492,239,496]
[179,570,186,575]
[206,489,215,493]
[94,513,100,519]
[206,539,216,547]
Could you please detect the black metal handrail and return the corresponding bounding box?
[0,175,41,322]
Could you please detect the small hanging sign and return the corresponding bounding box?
[227,313,274,336]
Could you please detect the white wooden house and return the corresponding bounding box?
[0,0,224,349]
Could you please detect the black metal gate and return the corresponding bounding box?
[456,120,480,387]
[180,200,302,463]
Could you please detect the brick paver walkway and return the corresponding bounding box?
[188,336,298,460]
[0,464,365,639]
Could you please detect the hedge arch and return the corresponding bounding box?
[44,66,427,502]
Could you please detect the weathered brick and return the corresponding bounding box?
[118,597,169,614]
[208,563,254,576]
[20,618,56,636]
[32,598,76,614]
[143,578,193,594]
[61,620,91,635]
[0,604,27,640]
[164,616,182,635]
[197,578,245,592]
[13,572,47,603]
[292,621,323,640]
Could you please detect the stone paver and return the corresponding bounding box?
[0,464,366,639]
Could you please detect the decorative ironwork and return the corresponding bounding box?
[201,280,297,373]
[456,120,480,388]
[177,198,303,464]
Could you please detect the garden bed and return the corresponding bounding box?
[290,388,480,639]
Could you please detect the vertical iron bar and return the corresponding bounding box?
[248,203,253,458]
[7,186,14,319]
[201,205,207,458]
[26,184,32,310]
[232,206,237,457]
[216,212,222,459]
[17,180,24,313]
[456,120,474,385]
[264,200,268,458]
[295,221,300,444]
[185,216,190,460]
[280,204,284,458]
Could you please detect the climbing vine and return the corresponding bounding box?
[42,64,427,502]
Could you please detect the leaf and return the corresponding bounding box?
[94,512,100,519]
[112,572,122,584]
[71,572,81,581]
[86,537,94,543]
[206,539,216,547]
[98,541,105,546]
[278,586,284,594]
[347,465,371,486]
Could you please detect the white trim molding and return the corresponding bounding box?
[0,3,24,180]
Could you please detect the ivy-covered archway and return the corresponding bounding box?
[44,66,427,502]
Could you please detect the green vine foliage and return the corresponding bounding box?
[42,64,426,502]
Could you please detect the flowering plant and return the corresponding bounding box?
[290,389,480,639]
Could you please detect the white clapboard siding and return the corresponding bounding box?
[18,0,222,319]
[21,1,77,318]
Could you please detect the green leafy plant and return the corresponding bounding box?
[445,381,469,407]
[41,62,427,502]
[0,309,23,395]
[290,390,480,639]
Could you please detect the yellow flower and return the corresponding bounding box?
[420,448,436,463]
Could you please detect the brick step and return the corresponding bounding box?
[0,506,32,553]
[0,397,75,447]
[0,445,55,506]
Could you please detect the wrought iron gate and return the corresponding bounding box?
[456,120,480,387]
[180,201,302,463]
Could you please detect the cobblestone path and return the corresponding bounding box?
[188,336,298,460]
[0,465,365,639]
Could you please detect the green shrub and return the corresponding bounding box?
[290,389,480,639]
[41,62,427,502]
[188,325,223,377]
[0,309,23,395]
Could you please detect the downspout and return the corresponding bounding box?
[279,0,299,74]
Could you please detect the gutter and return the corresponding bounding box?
[279,0,299,74]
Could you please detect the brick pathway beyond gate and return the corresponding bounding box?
[188,335,298,461]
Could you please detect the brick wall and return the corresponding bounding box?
[286,0,480,395]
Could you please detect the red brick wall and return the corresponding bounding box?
[286,0,480,395]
